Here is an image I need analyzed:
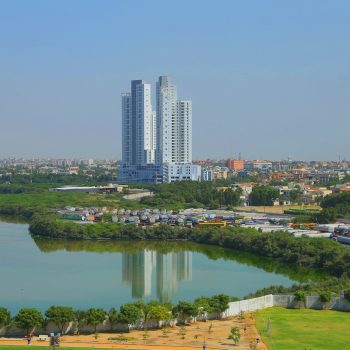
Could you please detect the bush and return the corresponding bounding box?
[319,291,332,303]
[294,290,307,308]
[344,289,350,302]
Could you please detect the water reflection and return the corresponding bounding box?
[122,250,192,302]
[31,237,328,305]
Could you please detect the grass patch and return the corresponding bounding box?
[108,336,138,341]
[255,307,350,350]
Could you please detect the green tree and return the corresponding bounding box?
[147,305,171,328]
[208,294,230,319]
[86,308,106,333]
[343,289,350,302]
[319,291,332,309]
[0,307,11,328]
[45,306,75,334]
[249,186,279,206]
[117,303,143,331]
[172,301,198,324]
[74,310,87,335]
[107,307,118,331]
[294,290,307,308]
[15,308,44,335]
[228,326,241,345]
[314,208,337,224]
[194,297,213,321]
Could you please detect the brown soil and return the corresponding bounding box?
[0,314,267,349]
[235,205,320,214]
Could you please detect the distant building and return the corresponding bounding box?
[245,160,272,170]
[202,168,214,181]
[227,159,245,171]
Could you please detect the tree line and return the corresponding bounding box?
[0,295,231,335]
[29,217,350,280]
[140,181,242,209]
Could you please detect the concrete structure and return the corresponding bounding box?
[245,160,272,170]
[163,163,201,182]
[2,294,350,336]
[201,168,214,181]
[119,80,160,183]
[121,80,155,166]
[227,159,245,171]
[50,184,126,193]
[119,76,201,183]
[156,76,199,182]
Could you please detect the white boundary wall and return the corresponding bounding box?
[223,294,274,318]
[221,294,350,318]
[1,294,349,337]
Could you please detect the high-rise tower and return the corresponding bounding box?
[119,80,161,183]
[119,76,200,183]
[156,76,199,182]
[122,80,155,166]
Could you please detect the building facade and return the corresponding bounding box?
[227,159,245,171]
[119,76,200,183]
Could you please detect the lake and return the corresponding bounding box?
[0,220,322,313]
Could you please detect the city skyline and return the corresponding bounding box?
[1,1,350,160]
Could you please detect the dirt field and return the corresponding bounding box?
[0,315,266,350]
[235,205,320,214]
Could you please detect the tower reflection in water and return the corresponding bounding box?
[122,250,192,302]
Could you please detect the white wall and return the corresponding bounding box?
[2,294,350,337]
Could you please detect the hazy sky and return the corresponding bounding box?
[1,0,349,161]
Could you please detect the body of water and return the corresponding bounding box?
[0,220,322,313]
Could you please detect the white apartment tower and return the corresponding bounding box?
[119,76,200,183]
[122,80,155,166]
[156,76,192,165]
[176,100,192,163]
[156,76,199,182]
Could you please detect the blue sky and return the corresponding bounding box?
[0,0,349,160]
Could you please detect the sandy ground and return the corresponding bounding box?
[0,315,267,350]
[235,205,320,214]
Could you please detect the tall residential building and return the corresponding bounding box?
[156,76,177,165]
[122,80,155,166]
[156,76,200,182]
[119,76,201,183]
[119,80,162,184]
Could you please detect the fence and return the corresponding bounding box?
[1,294,349,337]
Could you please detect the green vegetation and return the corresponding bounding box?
[14,308,44,335]
[0,172,111,187]
[0,307,11,328]
[45,306,75,334]
[228,326,240,345]
[255,307,350,350]
[29,217,350,280]
[106,307,118,331]
[145,304,171,328]
[32,238,327,284]
[321,191,350,218]
[141,181,242,209]
[290,191,350,223]
[293,290,307,308]
[172,301,198,324]
[117,303,143,329]
[0,190,147,220]
[86,308,106,333]
[248,185,279,206]
[0,295,231,336]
